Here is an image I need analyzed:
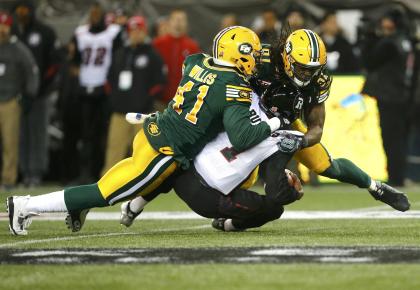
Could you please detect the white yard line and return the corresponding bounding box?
[1,210,419,222]
[353,201,420,212]
[0,225,210,248]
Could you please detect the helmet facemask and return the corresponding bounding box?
[289,59,322,87]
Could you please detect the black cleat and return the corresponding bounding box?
[211,218,227,231]
[369,182,410,212]
[65,209,90,232]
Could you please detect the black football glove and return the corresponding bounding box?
[276,131,308,154]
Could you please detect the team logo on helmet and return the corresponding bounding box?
[285,41,292,55]
[238,43,253,55]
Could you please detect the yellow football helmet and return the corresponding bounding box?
[212,26,262,76]
[282,29,327,87]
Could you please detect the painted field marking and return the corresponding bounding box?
[0,225,210,248]
[1,210,419,221]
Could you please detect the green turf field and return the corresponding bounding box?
[1,184,420,290]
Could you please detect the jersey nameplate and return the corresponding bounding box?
[188,65,217,85]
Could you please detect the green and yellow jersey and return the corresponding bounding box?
[144,53,271,169]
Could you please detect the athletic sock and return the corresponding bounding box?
[64,183,108,211]
[320,158,372,188]
[369,179,378,191]
[25,190,67,213]
[129,196,148,213]
[224,219,237,231]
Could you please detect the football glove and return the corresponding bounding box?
[276,130,307,154]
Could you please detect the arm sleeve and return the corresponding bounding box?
[223,104,271,152]
[18,43,40,98]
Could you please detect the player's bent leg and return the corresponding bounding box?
[70,129,177,231]
[320,158,371,188]
[298,145,410,211]
[120,176,175,227]
[172,166,295,232]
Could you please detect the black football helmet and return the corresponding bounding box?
[259,81,304,121]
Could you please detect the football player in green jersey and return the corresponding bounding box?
[7,26,286,236]
[250,27,409,211]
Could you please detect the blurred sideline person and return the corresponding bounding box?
[153,9,200,103]
[257,9,280,44]
[0,11,39,190]
[71,2,122,182]
[285,8,306,32]
[220,14,238,30]
[12,0,60,187]
[102,16,166,174]
[360,9,412,186]
[7,26,285,236]
[319,11,359,73]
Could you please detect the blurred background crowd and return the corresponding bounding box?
[0,0,420,190]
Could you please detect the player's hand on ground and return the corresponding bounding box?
[285,169,304,200]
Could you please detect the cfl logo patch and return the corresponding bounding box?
[285,41,292,54]
[238,43,252,55]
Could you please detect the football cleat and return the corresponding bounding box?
[65,209,90,232]
[368,181,410,212]
[212,218,226,232]
[6,196,38,236]
[211,218,244,232]
[120,201,143,227]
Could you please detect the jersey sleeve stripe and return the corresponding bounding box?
[226,97,252,103]
[226,85,252,91]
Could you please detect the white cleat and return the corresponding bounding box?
[6,195,38,236]
[120,201,142,228]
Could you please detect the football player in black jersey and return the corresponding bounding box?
[251,27,409,212]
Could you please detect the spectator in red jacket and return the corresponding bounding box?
[153,9,200,103]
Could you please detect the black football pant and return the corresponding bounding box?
[169,151,297,230]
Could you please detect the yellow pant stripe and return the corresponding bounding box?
[97,129,177,203]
